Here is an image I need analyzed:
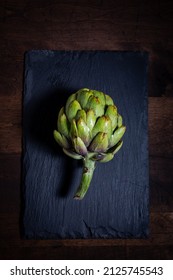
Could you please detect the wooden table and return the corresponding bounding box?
[0,0,173,259]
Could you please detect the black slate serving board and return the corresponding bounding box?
[23,50,149,239]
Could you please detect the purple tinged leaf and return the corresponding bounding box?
[89,132,108,153]
[73,137,88,156]
[98,153,114,163]
[63,148,83,160]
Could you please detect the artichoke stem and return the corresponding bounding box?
[74,157,95,200]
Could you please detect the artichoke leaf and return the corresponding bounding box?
[77,117,90,146]
[89,132,108,153]
[98,153,114,163]
[63,148,83,160]
[117,114,123,127]
[105,94,114,105]
[86,96,104,117]
[76,89,93,108]
[76,109,87,123]
[109,126,126,148]
[70,119,78,138]
[86,109,96,131]
[53,130,70,149]
[92,90,105,106]
[105,105,118,131]
[108,140,123,155]
[92,115,112,138]
[65,93,76,113]
[73,137,88,156]
[57,107,69,138]
[66,100,81,121]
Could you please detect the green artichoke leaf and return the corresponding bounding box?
[105,94,114,105]
[109,126,126,148]
[108,140,123,155]
[86,96,104,118]
[66,100,81,122]
[105,105,118,131]
[76,89,93,108]
[70,119,78,139]
[98,153,114,163]
[92,90,105,106]
[89,132,108,153]
[117,114,123,127]
[73,136,88,156]
[86,109,96,131]
[92,115,112,138]
[65,93,76,113]
[53,130,70,149]
[63,148,83,160]
[76,109,87,123]
[57,107,69,138]
[77,88,90,93]
[77,117,91,146]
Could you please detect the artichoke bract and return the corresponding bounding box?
[54,88,126,200]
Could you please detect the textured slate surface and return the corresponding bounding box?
[23,50,149,239]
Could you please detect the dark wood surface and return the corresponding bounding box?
[0,0,173,259]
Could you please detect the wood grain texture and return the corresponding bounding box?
[0,0,173,259]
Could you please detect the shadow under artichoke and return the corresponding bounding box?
[23,87,80,197]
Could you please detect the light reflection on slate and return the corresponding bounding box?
[23,51,149,239]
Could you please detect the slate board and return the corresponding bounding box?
[23,50,149,239]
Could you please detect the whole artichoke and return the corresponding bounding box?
[54,88,126,200]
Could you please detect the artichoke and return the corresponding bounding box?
[53,88,126,200]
